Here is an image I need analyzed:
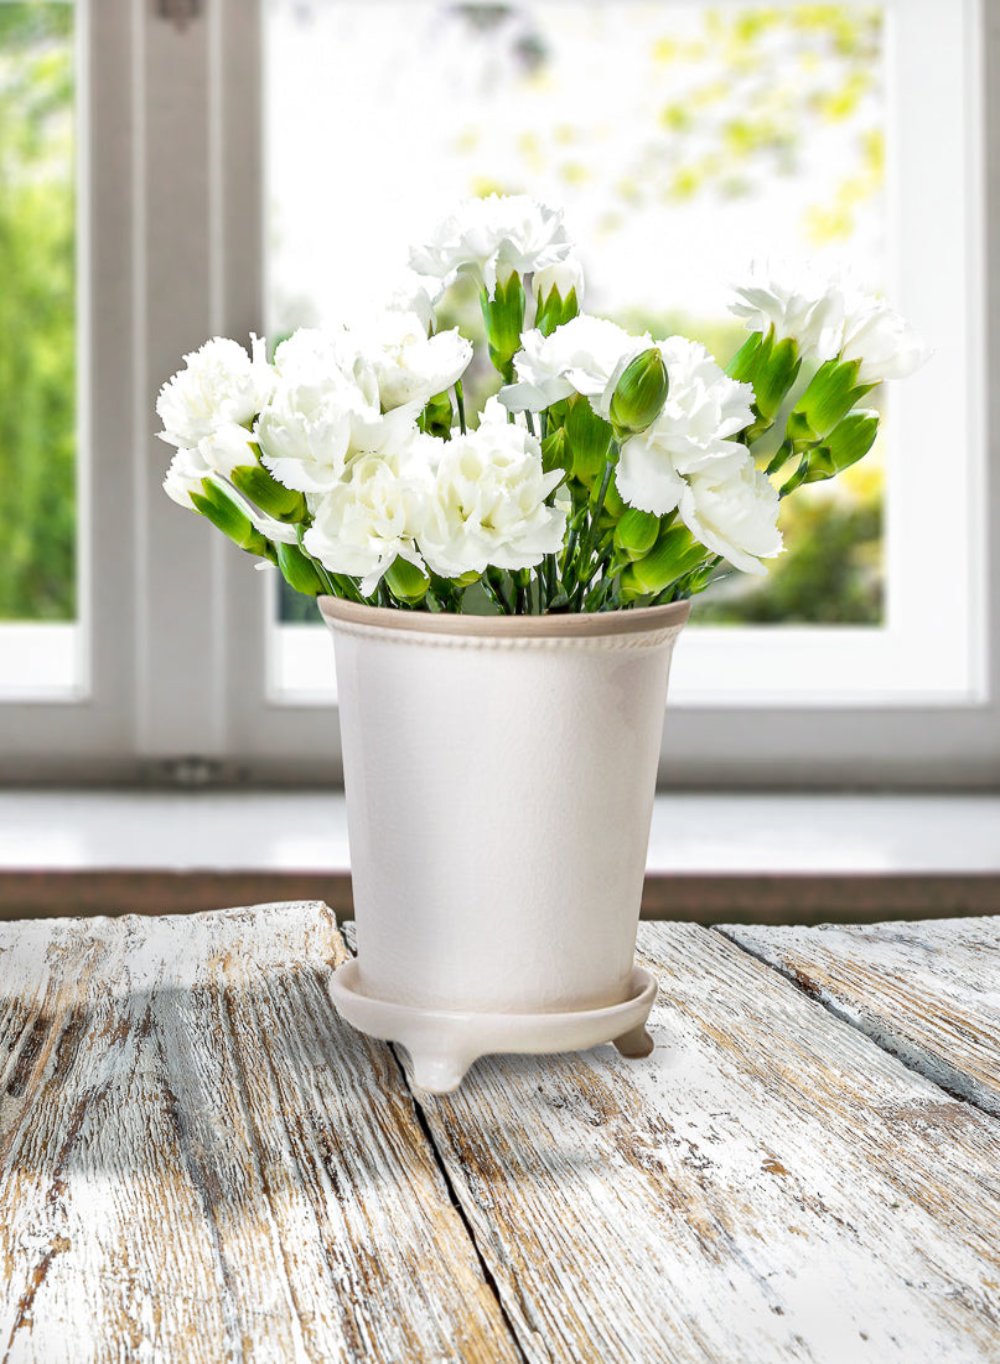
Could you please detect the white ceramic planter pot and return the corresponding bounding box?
[320,597,689,1092]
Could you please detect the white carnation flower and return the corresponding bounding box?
[256,329,419,494]
[418,400,567,577]
[616,337,755,516]
[163,450,206,509]
[730,262,845,361]
[679,455,782,576]
[193,422,259,478]
[839,291,929,384]
[303,443,431,595]
[156,335,274,449]
[362,309,472,410]
[410,194,572,297]
[499,315,649,418]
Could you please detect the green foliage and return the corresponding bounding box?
[696,490,882,625]
[0,6,75,620]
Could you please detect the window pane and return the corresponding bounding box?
[0,2,79,694]
[265,0,887,645]
[0,3,76,620]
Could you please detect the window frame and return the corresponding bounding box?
[1,0,997,788]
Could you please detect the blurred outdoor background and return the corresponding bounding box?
[1,1,886,632]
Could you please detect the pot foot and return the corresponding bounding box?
[613,1023,654,1059]
[404,1050,472,1095]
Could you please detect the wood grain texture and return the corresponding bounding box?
[410,922,1000,1364]
[0,903,517,1363]
[721,917,1000,1117]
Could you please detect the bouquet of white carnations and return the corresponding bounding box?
[158,195,926,614]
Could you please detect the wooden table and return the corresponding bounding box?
[1,904,997,1362]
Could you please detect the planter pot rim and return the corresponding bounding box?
[318,595,690,640]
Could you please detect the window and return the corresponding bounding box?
[0,3,81,697]
[264,0,986,714]
[0,0,995,785]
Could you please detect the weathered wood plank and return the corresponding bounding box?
[409,921,1000,1363]
[721,917,1000,1117]
[0,903,518,1363]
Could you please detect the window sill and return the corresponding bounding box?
[1,790,997,923]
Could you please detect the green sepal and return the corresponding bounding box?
[729,329,801,440]
[802,409,880,484]
[565,395,613,483]
[787,357,874,443]
[275,540,325,596]
[535,285,580,337]
[614,507,660,561]
[230,463,307,522]
[190,479,270,556]
[726,330,765,382]
[386,556,430,604]
[419,390,454,439]
[480,274,526,380]
[609,348,669,440]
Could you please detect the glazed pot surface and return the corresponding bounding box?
[320,599,688,1015]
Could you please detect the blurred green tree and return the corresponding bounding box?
[0,5,75,620]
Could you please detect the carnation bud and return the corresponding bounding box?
[565,395,613,482]
[533,258,584,336]
[802,409,880,484]
[190,478,270,557]
[787,357,873,443]
[609,348,669,439]
[230,461,306,522]
[624,525,707,596]
[275,541,324,596]
[613,507,660,561]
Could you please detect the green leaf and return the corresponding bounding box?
[386,556,430,604]
[540,425,571,475]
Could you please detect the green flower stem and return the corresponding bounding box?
[454,380,467,436]
[486,567,514,614]
[544,553,557,609]
[572,456,616,608]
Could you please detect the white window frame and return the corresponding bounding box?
[0,0,997,787]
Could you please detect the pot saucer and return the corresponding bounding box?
[328,961,657,1094]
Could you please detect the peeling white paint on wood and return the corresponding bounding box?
[0,903,516,1363]
[722,917,1000,1117]
[412,922,1000,1364]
